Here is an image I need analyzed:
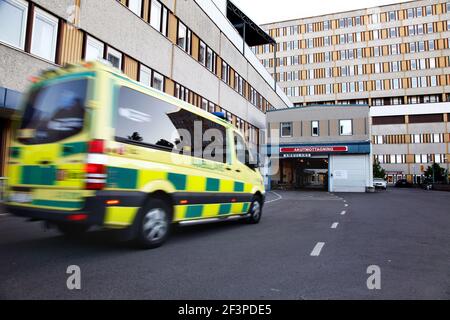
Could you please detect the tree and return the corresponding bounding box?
[373,159,386,179]
[424,163,447,183]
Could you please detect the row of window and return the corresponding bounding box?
[297,95,445,107]
[173,82,259,146]
[373,134,446,145]
[375,154,447,164]
[267,3,447,37]
[121,0,169,35]
[283,76,442,97]
[279,120,353,138]
[0,0,59,62]
[256,22,450,56]
[262,40,443,68]
[277,58,440,82]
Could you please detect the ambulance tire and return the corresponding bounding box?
[56,223,90,238]
[245,196,263,224]
[135,198,172,249]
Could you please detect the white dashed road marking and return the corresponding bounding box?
[344,204,349,207]
[340,210,346,215]
[331,222,339,229]
[310,242,325,256]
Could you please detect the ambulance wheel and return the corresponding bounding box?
[136,198,172,249]
[245,196,263,224]
[56,223,89,238]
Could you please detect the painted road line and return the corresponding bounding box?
[265,191,283,204]
[310,242,325,256]
[340,210,346,215]
[331,222,339,229]
[345,204,349,207]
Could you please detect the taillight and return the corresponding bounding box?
[88,139,104,153]
[86,140,106,190]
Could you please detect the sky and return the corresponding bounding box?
[231,0,412,25]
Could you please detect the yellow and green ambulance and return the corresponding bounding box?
[5,61,265,248]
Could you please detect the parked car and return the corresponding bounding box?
[373,178,387,190]
[395,179,413,188]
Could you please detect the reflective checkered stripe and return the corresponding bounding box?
[106,167,253,194]
[106,167,254,222]
[174,202,251,222]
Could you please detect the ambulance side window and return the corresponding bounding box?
[115,86,228,163]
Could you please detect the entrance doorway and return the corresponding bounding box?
[280,157,329,190]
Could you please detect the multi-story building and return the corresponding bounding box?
[0,0,292,177]
[255,0,450,183]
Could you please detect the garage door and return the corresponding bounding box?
[329,155,369,192]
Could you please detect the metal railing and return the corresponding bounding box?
[0,177,6,203]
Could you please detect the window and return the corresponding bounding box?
[161,7,168,36]
[371,13,379,24]
[389,11,396,21]
[177,21,191,53]
[280,122,292,137]
[85,36,104,61]
[19,79,88,145]
[375,135,383,144]
[392,78,400,90]
[199,41,206,65]
[0,0,28,49]
[206,47,215,72]
[128,0,142,16]
[116,86,227,163]
[435,154,443,164]
[152,71,164,91]
[430,76,437,87]
[339,120,352,136]
[415,154,428,164]
[417,7,423,17]
[106,46,122,69]
[429,40,435,51]
[311,121,319,137]
[208,102,215,113]
[139,65,152,87]
[31,8,58,62]
[390,27,397,38]
[221,61,229,83]
[150,0,162,32]
[201,98,208,111]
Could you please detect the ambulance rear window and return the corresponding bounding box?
[18,79,88,145]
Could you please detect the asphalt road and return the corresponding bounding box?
[0,188,449,300]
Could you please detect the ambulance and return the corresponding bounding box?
[5,61,265,248]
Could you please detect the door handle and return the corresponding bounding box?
[225,167,232,171]
[39,160,52,165]
[235,169,241,173]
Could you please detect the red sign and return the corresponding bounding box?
[280,146,348,153]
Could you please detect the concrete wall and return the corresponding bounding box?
[267,105,370,144]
